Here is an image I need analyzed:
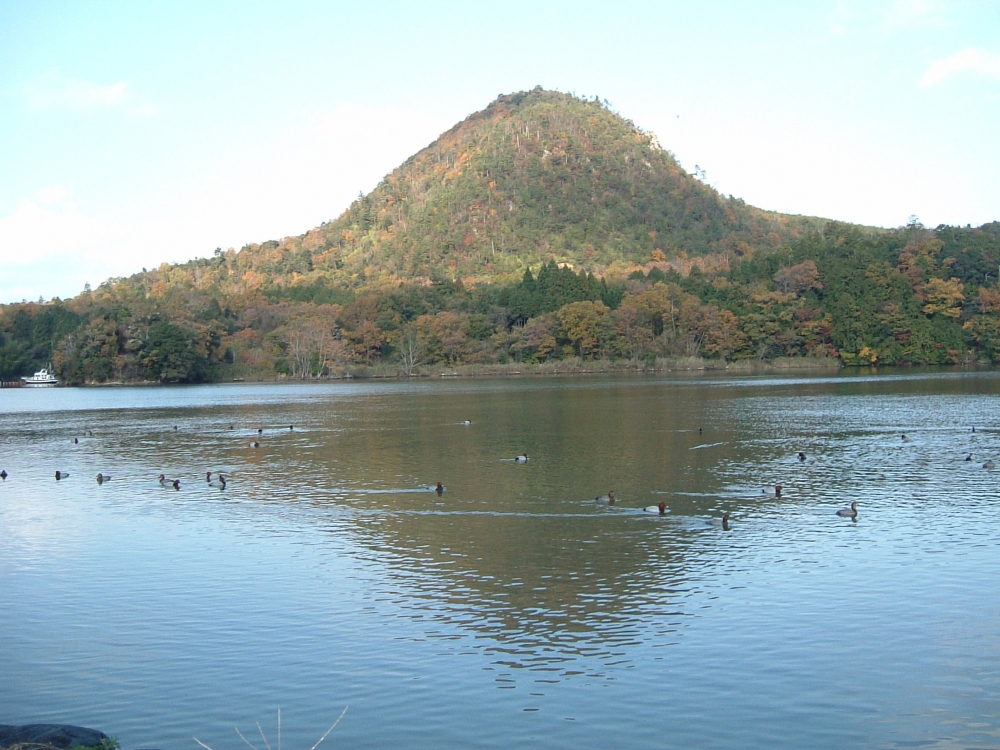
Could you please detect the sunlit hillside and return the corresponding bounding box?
[2,90,999,383]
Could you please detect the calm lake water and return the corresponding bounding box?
[2,371,1000,749]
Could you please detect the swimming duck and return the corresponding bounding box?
[775,485,783,498]
[435,481,444,495]
[514,453,529,463]
[73,437,78,444]
[643,502,668,515]
[96,473,110,484]
[462,420,472,425]
[901,434,911,442]
[0,469,7,481]
[965,453,974,462]
[158,474,180,489]
[595,491,617,505]
[797,452,806,462]
[984,460,995,469]
[207,472,227,489]
[55,471,69,480]
[707,513,730,529]
[836,501,859,518]
[249,441,260,448]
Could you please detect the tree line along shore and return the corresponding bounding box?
[2,221,998,385]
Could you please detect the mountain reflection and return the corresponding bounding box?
[220,379,766,676]
[345,509,697,675]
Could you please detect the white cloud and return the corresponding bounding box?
[128,103,161,118]
[830,0,948,33]
[829,2,850,34]
[0,198,126,301]
[26,73,130,110]
[885,0,945,28]
[36,184,70,205]
[921,47,1000,86]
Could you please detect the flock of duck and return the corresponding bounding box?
[0,425,988,529]
[0,424,294,493]
[585,428,992,526]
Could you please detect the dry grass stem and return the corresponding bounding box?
[255,723,272,750]
[308,708,349,750]
[193,707,347,750]
[230,727,256,750]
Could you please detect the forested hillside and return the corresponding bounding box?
[2,90,999,383]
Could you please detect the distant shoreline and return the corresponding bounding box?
[41,356,1000,388]
[51,355,855,386]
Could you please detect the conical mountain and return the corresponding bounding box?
[238,88,825,294]
[8,88,1000,382]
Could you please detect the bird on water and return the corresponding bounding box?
[158,474,180,490]
[707,513,730,530]
[836,501,859,519]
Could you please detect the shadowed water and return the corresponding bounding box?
[2,371,999,749]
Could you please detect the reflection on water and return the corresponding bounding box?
[2,371,1000,749]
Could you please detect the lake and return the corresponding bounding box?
[2,370,1000,749]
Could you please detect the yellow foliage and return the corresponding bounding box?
[921,277,965,318]
[858,345,878,363]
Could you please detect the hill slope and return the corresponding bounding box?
[202,88,828,297]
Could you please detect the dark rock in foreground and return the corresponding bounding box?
[0,725,109,750]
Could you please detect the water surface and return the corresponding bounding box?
[2,371,999,749]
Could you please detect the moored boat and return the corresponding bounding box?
[21,368,59,387]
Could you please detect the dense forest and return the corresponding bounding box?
[2,90,999,383]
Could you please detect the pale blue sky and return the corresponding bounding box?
[2,0,998,303]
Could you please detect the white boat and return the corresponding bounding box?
[21,368,59,387]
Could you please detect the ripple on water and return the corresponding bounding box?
[2,375,1000,748]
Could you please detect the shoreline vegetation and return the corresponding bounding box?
[74,355,845,385]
